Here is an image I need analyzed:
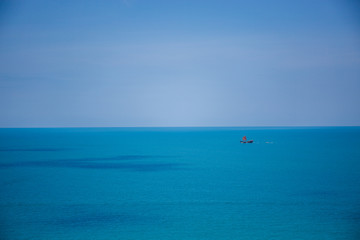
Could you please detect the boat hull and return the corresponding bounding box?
[240,140,253,143]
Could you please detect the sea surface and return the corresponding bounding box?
[0,127,359,240]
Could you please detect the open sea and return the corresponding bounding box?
[0,127,359,240]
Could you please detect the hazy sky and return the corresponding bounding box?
[0,0,360,127]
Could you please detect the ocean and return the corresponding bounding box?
[0,127,359,240]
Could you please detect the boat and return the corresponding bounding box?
[240,136,253,143]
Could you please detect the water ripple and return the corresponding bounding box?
[0,155,184,172]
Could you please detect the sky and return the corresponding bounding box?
[0,0,359,127]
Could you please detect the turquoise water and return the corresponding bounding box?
[0,127,359,239]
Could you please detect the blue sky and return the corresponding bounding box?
[0,0,359,127]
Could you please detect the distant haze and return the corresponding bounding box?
[0,0,360,127]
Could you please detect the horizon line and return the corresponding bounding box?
[0,125,359,129]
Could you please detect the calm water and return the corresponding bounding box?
[0,127,359,240]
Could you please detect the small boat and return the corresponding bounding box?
[240,136,253,143]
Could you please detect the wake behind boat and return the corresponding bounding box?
[240,136,253,143]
